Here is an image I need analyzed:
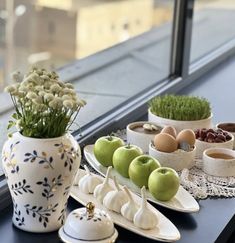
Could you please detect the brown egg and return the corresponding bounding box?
[161,126,177,138]
[154,133,178,153]
[176,129,196,146]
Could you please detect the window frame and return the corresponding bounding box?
[2,0,235,210]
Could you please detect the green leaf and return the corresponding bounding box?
[12,113,18,119]
[7,120,15,130]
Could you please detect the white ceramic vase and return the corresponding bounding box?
[148,108,213,133]
[2,132,81,233]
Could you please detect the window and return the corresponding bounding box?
[1,0,235,208]
[0,0,175,176]
[190,0,235,63]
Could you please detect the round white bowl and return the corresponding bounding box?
[148,108,213,133]
[216,123,235,149]
[126,121,163,154]
[203,148,235,177]
[149,143,196,171]
[195,133,234,159]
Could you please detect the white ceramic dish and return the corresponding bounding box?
[84,145,200,213]
[216,123,235,149]
[126,121,162,153]
[59,201,118,243]
[195,134,234,159]
[203,148,235,177]
[70,169,181,242]
[149,143,196,171]
[148,108,213,133]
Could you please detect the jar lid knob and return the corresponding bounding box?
[86,202,95,217]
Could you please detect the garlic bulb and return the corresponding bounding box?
[121,186,139,221]
[103,176,128,213]
[133,186,158,230]
[78,165,102,194]
[94,166,113,203]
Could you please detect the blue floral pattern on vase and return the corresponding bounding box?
[24,150,54,169]
[13,201,25,227]
[36,175,63,200]
[25,203,58,228]
[2,141,20,174]
[11,179,34,196]
[2,132,81,233]
[54,143,79,171]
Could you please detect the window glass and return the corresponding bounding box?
[0,0,174,175]
[190,0,235,62]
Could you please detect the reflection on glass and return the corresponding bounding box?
[0,0,173,88]
[0,0,174,176]
[191,0,235,62]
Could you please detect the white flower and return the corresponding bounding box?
[62,94,71,101]
[49,97,62,109]
[40,75,49,81]
[4,85,16,93]
[25,83,34,90]
[35,85,44,92]
[13,83,20,89]
[38,91,46,97]
[26,92,37,100]
[63,100,73,109]
[17,91,24,98]
[65,83,74,89]
[78,99,86,107]
[74,96,86,107]
[18,85,28,92]
[11,71,23,83]
[43,81,53,89]
[63,88,74,94]
[50,84,61,93]
[44,93,54,102]
[24,73,39,84]
[51,71,59,79]
[32,96,43,105]
[57,81,65,88]
[37,104,47,111]
[34,69,43,76]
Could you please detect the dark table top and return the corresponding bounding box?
[0,195,235,243]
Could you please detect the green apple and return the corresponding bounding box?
[128,155,161,188]
[113,144,143,178]
[94,136,124,167]
[148,167,180,201]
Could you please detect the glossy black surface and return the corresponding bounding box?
[0,197,235,243]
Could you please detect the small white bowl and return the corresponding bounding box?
[203,148,235,177]
[149,142,196,171]
[216,123,235,149]
[127,121,162,153]
[195,134,234,159]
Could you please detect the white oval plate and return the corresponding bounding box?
[70,169,180,242]
[84,144,200,213]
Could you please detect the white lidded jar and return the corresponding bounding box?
[59,202,118,243]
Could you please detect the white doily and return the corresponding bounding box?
[113,129,235,200]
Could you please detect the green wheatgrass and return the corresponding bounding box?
[149,95,211,121]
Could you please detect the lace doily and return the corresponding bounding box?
[112,129,235,200]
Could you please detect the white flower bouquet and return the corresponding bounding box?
[5,67,86,138]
